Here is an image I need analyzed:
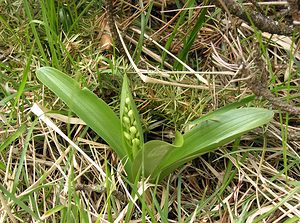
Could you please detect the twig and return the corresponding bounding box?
[212,0,295,35]
[248,0,264,14]
[287,0,300,23]
[244,55,300,115]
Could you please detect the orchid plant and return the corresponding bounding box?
[36,67,273,183]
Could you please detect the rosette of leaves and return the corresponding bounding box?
[36,67,274,183]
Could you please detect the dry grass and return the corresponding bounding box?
[0,0,300,222]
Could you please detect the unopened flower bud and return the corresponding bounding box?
[123,132,131,141]
[132,138,140,147]
[123,116,130,125]
[128,109,134,118]
[129,126,137,135]
[125,97,130,105]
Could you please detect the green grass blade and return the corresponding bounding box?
[13,42,35,109]
[23,0,49,65]
[177,175,182,222]
[252,184,300,223]
[11,120,36,194]
[0,125,27,153]
[0,86,40,106]
[174,7,207,70]
[133,1,153,63]
[0,162,6,171]
[162,0,196,64]
[36,67,126,159]
[0,185,42,221]
[39,0,60,68]
[42,205,66,220]
[67,1,94,34]
[283,216,300,223]
[59,6,73,32]
[0,15,22,46]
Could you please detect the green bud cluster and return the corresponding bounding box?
[122,97,141,157]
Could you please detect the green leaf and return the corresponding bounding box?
[36,67,126,159]
[132,131,183,179]
[151,108,274,181]
[188,95,255,126]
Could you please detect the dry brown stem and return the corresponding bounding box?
[245,55,300,115]
[288,0,300,22]
[212,0,295,35]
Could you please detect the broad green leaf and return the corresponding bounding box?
[120,74,144,160]
[132,132,183,179]
[151,108,274,181]
[36,67,126,159]
[188,95,255,126]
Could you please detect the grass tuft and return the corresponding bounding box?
[1,0,299,222]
